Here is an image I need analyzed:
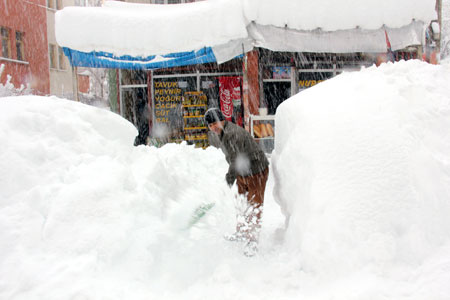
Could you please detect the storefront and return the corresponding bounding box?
[119,49,399,152]
[118,60,245,147]
[56,0,438,153]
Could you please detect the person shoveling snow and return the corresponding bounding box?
[204,108,270,256]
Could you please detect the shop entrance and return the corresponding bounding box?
[119,70,150,146]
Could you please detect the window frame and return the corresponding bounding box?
[49,43,57,69]
[15,31,25,61]
[1,27,11,59]
[56,0,62,10]
[47,0,55,9]
[58,46,66,70]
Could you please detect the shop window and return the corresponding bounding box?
[15,31,25,61]
[263,82,291,115]
[1,27,11,58]
[200,76,219,107]
[56,0,62,9]
[152,76,196,143]
[298,72,333,92]
[58,46,66,70]
[261,65,292,115]
[49,44,57,69]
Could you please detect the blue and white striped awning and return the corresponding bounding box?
[62,47,219,70]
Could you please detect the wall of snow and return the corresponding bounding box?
[0,96,236,300]
[272,60,450,291]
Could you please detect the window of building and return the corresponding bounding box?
[168,0,182,4]
[49,44,57,69]
[58,46,66,70]
[47,0,55,9]
[56,0,62,10]
[1,27,11,58]
[15,31,25,61]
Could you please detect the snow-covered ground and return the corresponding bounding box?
[1,60,450,300]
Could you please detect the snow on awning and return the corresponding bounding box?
[56,0,249,58]
[244,0,437,32]
[249,21,425,53]
[56,0,437,70]
[244,0,436,53]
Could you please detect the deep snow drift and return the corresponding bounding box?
[1,60,450,300]
[273,60,450,298]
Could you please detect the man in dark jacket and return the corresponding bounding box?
[205,108,269,256]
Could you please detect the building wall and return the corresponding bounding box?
[0,0,49,94]
[47,0,76,98]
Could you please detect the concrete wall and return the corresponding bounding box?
[47,0,77,98]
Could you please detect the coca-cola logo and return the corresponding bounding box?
[220,89,232,103]
[220,89,232,118]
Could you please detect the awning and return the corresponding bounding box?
[56,0,436,69]
[63,47,218,70]
[61,36,253,69]
[249,21,426,53]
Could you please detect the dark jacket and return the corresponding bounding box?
[216,121,269,185]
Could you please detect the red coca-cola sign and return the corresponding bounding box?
[219,76,241,122]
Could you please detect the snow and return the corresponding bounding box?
[55,0,248,56]
[55,0,437,57]
[1,60,450,299]
[442,0,450,58]
[245,0,437,31]
[273,60,450,298]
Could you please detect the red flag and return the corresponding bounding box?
[384,29,395,62]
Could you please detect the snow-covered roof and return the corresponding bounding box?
[244,0,437,31]
[56,0,437,63]
[56,0,248,57]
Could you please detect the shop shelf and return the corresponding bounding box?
[184,127,207,130]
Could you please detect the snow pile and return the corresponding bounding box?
[244,0,436,31]
[0,96,238,300]
[273,60,450,297]
[442,0,450,58]
[55,0,247,56]
[2,60,450,299]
